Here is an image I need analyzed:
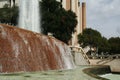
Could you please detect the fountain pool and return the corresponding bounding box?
[0,66,98,80]
[99,73,120,80]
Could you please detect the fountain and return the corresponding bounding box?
[0,0,76,73]
[18,0,41,33]
[0,24,75,72]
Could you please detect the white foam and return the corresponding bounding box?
[0,26,7,39]
[18,0,41,33]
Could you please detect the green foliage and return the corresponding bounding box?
[108,37,120,54]
[78,28,102,47]
[98,37,110,54]
[3,4,9,8]
[0,6,19,25]
[78,28,120,54]
[78,28,110,54]
[40,0,77,44]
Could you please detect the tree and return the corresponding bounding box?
[78,28,110,54]
[108,37,120,54]
[40,0,77,44]
[0,6,18,25]
[98,37,110,54]
[78,28,102,47]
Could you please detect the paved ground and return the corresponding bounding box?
[89,59,120,72]
[0,66,98,80]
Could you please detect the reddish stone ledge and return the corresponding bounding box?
[0,24,74,73]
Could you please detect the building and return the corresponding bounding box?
[0,0,86,46]
[57,0,86,46]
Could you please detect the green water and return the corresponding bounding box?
[0,66,98,80]
[100,73,120,80]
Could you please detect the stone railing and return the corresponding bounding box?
[88,54,120,59]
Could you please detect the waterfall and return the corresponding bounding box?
[0,24,75,72]
[18,0,41,33]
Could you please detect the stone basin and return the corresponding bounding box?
[0,66,99,80]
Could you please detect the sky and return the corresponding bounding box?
[80,0,120,39]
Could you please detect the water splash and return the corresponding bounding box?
[57,43,75,69]
[18,0,41,33]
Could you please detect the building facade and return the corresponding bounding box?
[57,0,86,46]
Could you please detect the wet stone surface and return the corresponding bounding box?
[0,66,98,80]
[0,24,75,73]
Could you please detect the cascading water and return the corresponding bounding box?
[0,24,75,72]
[4,0,76,73]
[18,0,41,33]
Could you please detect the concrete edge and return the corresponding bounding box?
[83,65,111,80]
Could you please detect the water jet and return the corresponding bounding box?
[18,0,41,33]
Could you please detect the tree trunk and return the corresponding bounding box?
[13,0,15,7]
[9,0,11,7]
